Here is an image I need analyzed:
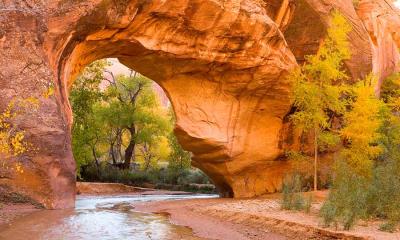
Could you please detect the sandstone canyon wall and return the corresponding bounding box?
[0,0,399,208]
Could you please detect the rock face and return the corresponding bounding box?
[0,0,399,208]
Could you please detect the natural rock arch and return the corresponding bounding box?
[0,0,399,208]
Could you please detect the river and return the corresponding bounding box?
[0,194,217,240]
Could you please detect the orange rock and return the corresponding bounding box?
[0,0,399,208]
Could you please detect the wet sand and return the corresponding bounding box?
[133,196,400,240]
[0,203,40,228]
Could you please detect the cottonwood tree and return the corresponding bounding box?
[166,109,192,183]
[70,60,108,175]
[289,11,351,191]
[320,75,385,230]
[102,73,171,169]
[340,75,384,177]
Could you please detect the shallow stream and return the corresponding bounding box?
[0,194,217,240]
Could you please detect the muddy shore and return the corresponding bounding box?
[133,196,400,240]
[0,185,44,228]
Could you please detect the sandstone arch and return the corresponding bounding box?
[0,0,399,208]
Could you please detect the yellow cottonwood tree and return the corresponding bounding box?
[340,74,384,177]
[289,11,351,191]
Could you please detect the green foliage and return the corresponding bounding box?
[318,131,341,152]
[100,73,172,169]
[166,109,192,184]
[320,161,369,230]
[304,195,313,214]
[82,163,152,184]
[379,222,397,233]
[69,60,199,188]
[70,60,109,174]
[176,169,211,185]
[380,72,400,110]
[281,174,307,211]
[366,111,400,230]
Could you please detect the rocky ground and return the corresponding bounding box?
[133,193,400,240]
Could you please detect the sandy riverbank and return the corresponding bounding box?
[133,195,400,240]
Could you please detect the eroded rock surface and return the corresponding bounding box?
[0,0,399,208]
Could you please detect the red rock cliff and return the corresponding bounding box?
[0,0,398,208]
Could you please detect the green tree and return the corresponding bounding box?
[289,11,351,191]
[166,109,192,183]
[70,60,109,175]
[102,73,171,169]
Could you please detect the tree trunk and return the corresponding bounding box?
[314,128,318,192]
[116,128,123,162]
[123,125,136,169]
[142,144,152,172]
[92,146,101,178]
[109,141,116,165]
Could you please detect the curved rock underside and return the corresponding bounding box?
[0,0,399,208]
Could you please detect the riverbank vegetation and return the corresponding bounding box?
[70,60,214,193]
[283,11,400,232]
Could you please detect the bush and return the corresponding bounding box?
[79,163,215,193]
[320,161,369,230]
[321,154,400,231]
[304,195,313,214]
[281,174,307,211]
[81,163,152,185]
[366,160,400,231]
[379,222,397,233]
[177,169,211,185]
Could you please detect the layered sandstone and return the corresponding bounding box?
[0,0,399,208]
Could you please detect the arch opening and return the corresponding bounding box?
[69,58,218,194]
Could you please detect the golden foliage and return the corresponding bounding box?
[0,98,38,157]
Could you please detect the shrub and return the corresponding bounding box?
[281,174,307,211]
[320,161,369,230]
[177,169,211,185]
[79,163,215,193]
[304,195,313,214]
[80,163,151,185]
[379,222,397,233]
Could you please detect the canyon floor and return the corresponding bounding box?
[134,192,400,240]
[1,183,400,239]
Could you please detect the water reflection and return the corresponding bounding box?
[0,194,217,240]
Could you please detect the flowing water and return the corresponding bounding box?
[0,194,217,240]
